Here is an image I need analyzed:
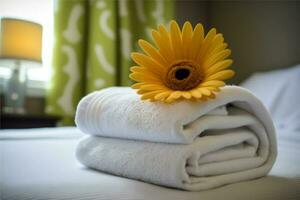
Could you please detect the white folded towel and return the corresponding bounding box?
[75,86,277,191]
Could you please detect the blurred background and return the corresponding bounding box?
[0,0,300,127]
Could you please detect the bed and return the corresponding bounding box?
[1,65,300,200]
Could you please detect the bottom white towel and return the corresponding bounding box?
[76,107,276,191]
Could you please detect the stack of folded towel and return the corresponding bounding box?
[75,86,277,191]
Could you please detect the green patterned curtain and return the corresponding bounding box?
[119,0,173,86]
[46,0,174,125]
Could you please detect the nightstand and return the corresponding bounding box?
[0,113,61,129]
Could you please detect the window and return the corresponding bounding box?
[0,0,53,85]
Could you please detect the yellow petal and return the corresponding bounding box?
[130,66,162,78]
[137,89,149,94]
[205,70,235,81]
[182,91,192,99]
[170,91,182,99]
[152,30,174,62]
[208,92,216,99]
[202,34,225,60]
[130,66,147,73]
[131,53,166,75]
[182,21,193,58]
[199,87,211,96]
[154,91,172,100]
[205,59,233,76]
[170,20,183,59]
[203,49,231,69]
[165,98,174,104]
[141,90,163,100]
[200,96,209,101]
[208,43,228,57]
[196,28,217,63]
[166,91,182,103]
[140,84,167,91]
[131,82,145,89]
[191,89,202,98]
[157,25,175,61]
[203,42,228,61]
[130,66,162,82]
[190,23,204,59]
[129,72,161,83]
[203,86,220,92]
[200,80,225,87]
[138,39,168,67]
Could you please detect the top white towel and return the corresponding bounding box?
[75,86,275,145]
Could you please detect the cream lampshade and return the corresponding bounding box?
[0,18,43,114]
[0,18,42,61]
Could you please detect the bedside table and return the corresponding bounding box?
[0,113,61,129]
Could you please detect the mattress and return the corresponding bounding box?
[0,127,299,200]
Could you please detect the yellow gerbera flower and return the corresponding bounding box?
[129,20,235,103]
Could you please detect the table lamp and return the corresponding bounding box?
[0,18,42,114]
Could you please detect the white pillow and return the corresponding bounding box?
[241,64,300,134]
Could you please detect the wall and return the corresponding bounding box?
[176,1,300,83]
[175,0,209,27]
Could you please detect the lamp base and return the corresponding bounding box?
[4,60,27,114]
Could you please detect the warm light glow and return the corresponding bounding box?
[0,18,42,62]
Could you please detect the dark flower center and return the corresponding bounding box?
[165,61,203,90]
[175,68,190,80]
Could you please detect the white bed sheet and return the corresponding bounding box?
[0,127,299,200]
